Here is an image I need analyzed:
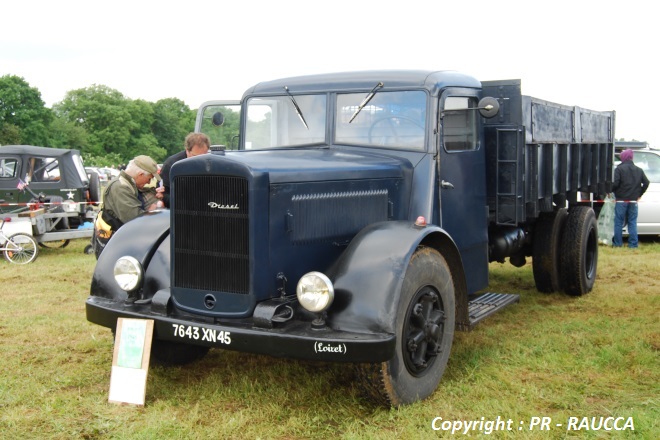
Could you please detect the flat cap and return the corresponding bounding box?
[133,155,161,181]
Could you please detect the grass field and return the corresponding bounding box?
[0,238,658,439]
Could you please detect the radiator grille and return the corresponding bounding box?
[172,175,249,294]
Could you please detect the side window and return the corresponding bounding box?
[29,157,61,182]
[0,158,18,178]
[198,104,242,150]
[442,96,478,151]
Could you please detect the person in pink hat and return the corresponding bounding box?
[612,149,650,247]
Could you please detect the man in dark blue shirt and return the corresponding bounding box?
[156,133,210,208]
[612,149,650,248]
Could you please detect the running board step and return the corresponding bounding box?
[468,292,520,328]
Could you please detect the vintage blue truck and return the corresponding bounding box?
[86,70,614,406]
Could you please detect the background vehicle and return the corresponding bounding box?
[99,167,120,180]
[614,148,660,235]
[1,145,99,247]
[85,166,108,182]
[86,71,614,406]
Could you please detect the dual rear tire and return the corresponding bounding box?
[533,206,598,296]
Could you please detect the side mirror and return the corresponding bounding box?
[212,112,225,127]
[478,97,500,119]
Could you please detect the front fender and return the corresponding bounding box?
[90,210,170,301]
[326,220,467,334]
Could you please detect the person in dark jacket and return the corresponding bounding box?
[155,133,211,208]
[611,149,650,248]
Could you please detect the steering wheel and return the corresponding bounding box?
[368,116,425,146]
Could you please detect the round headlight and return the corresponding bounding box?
[296,272,334,313]
[113,256,143,292]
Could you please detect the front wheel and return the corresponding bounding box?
[4,233,39,264]
[357,246,455,406]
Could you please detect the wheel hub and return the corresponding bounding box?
[404,288,446,375]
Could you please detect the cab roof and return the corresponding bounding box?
[243,70,482,98]
[0,145,82,158]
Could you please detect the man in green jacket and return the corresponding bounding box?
[93,155,161,258]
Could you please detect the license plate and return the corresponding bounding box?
[171,323,231,345]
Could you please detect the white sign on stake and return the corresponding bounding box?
[108,318,154,406]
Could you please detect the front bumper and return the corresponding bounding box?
[86,294,396,363]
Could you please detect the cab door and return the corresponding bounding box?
[0,155,21,211]
[438,92,489,295]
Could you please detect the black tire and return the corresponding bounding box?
[356,246,455,406]
[88,171,101,204]
[560,207,598,296]
[3,233,39,264]
[39,239,71,249]
[150,339,210,366]
[84,244,94,255]
[532,208,568,293]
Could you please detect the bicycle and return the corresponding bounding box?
[0,218,39,264]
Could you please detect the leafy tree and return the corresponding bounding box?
[48,117,91,151]
[0,123,20,145]
[124,99,166,161]
[53,85,127,156]
[0,75,52,145]
[53,85,166,161]
[152,98,196,156]
[84,152,124,168]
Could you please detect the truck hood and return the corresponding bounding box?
[172,148,411,183]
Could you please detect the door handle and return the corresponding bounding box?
[441,180,454,189]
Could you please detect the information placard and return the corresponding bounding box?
[108,318,154,406]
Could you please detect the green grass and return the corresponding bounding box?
[0,238,658,439]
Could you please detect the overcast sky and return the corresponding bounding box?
[2,0,657,147]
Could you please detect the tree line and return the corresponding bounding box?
[0,74,197,166]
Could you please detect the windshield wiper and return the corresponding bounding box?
[283,86,309,130]
[349,81,384,123]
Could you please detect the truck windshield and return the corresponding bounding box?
[245,95,327,149]
[244,90,427,150]
[336,90,426,150]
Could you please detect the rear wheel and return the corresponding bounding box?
[356,247,455,406]
[560,206,598,296]
[4,233,39,264]
[532,208,567,293]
